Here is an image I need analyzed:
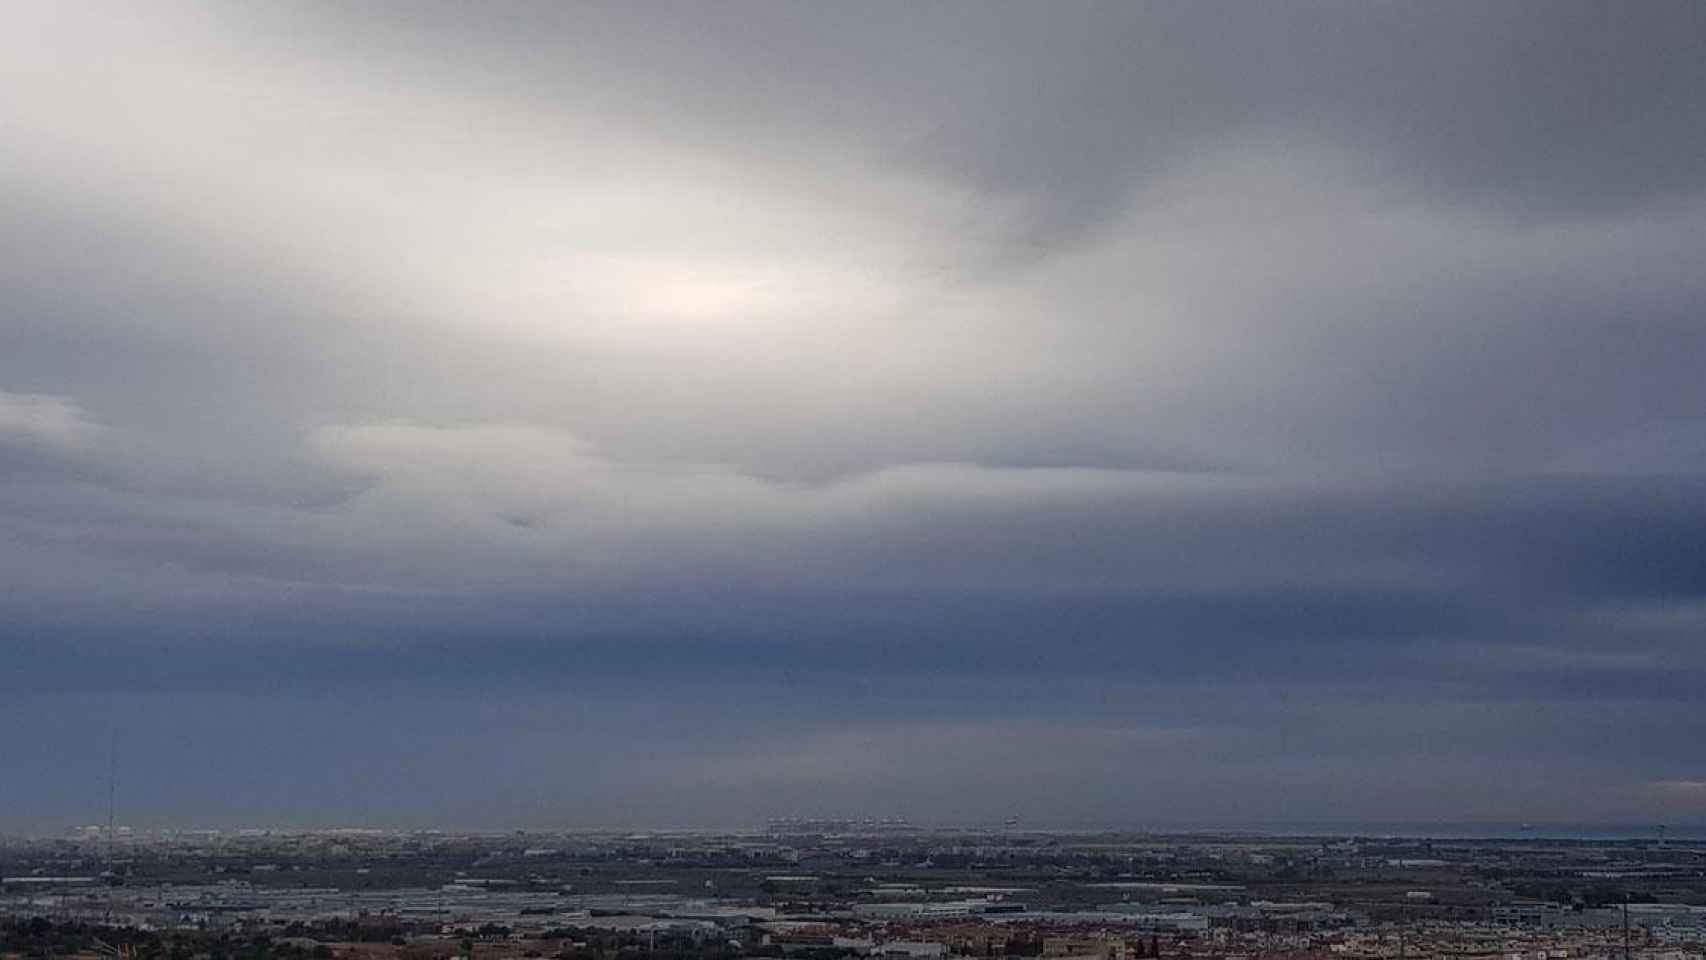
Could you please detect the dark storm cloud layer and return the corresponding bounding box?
[5,474,1705,690]
[2,1,1705,830]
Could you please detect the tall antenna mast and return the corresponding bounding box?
[102,727,116,925]
[1623,893,1631,960]
[106,727,117,877]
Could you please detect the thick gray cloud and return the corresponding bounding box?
[2,1,1705,832]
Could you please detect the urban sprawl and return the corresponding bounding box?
[4,826,1704,960]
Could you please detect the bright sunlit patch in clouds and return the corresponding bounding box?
[493,255,923,335]
[427,169,959,344]
[630,264,777,321]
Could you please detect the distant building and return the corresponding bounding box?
[877,942,947,960]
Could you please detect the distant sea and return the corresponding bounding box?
[1158,821,1706,841]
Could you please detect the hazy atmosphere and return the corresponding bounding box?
[3,1,1706,832]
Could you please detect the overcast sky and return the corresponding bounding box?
[3,1,1706,833]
